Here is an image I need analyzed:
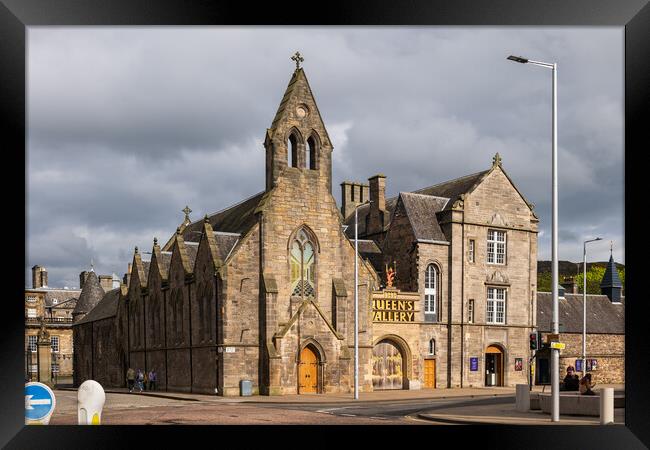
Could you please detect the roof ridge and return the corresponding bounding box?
[411,169,489,195]
[198,191,265,225]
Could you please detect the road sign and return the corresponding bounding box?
[550,342,565,350]
[25,382,56,424]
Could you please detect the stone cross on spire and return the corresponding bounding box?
[291,51,304,70]
[493,152,502,167]
[182,205,192,223]
[610,240,614,255]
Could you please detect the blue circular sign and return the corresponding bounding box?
[25,382,56,421]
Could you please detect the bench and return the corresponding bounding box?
[537,392,624,416]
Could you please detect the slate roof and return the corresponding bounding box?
[185,242,199,271]
[74,288,121,326]
[72,271,105,316]
[600,254,623,288]
[214,232,241,262]
[357,239,381,254]
[412,170,490,209]
[181,192,264,241]
[399,192,449,242]
[159,252,172,278]
[344,170,488,240]
[31,288,81,308]
[536,292,625,334]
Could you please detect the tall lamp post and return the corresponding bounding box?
[507,54,559,421]
[583,237,602,374]
[354,200,372,400]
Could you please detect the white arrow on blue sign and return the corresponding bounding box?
[25,382,56,421]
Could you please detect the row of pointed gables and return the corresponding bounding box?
[129,217,229,292]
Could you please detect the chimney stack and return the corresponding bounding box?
[560,277,578,294]
[367,174,387,236]
[79,271,90,290]
[340,181,369,220]
[32,265,48,289]
[99,275,113,292]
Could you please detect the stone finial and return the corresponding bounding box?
[90,258,94,272]
[291,51,304,70]
[182,205,192,223]
[176,227,181,235]
[135,246,139,254]
[153,237,158,246]
[493,152,502,167]
[204,214,210,224]
[610,240,614,255]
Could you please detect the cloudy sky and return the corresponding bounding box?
[26,27,624,288]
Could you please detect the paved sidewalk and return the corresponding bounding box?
[417,384,625,425]
[58,386,517,404]
[418,402,625,425]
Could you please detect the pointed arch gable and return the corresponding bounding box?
[299,337,327,363]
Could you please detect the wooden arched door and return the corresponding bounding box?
[299,346,319,393]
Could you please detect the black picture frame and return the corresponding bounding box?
[2,0,648,447]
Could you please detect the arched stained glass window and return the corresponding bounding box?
[290,229,316,297]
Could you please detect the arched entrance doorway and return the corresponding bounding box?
[298,345,319,394]
[485,344,505,386]
[372,340,406,390]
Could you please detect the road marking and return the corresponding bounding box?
[339,413,356,417]
[370,416,388,420]
[25,395,52,410]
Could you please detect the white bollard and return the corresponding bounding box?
[600,387,614,425]
[516,384,530,412]
[78,380,106,425]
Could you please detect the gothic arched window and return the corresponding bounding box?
[425,264,437,319]
[428,338,436,355]
[290,229,316,297]
[288,133,299,168]
[307,134,318,170]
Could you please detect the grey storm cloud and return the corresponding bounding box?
[26,27,624,287]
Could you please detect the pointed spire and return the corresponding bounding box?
[600,243,622,302]
[492,152,502,167]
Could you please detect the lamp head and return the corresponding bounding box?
[507,55,529,64]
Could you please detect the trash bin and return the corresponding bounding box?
[240,380,252,397]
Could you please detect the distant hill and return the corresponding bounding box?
[537,260,625,295]
[537,260,625,277]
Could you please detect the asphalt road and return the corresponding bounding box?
[48,390,514,425]
[250,395,515,421]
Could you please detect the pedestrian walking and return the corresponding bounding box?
[126,367,135,393]
[143,370,149,391]
[148,369,157,391]
[579,373,597,396]
[136,369,144,393]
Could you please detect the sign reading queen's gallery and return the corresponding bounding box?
[372,289,419,323]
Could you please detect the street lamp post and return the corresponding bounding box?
[583,237,602,375]
[354,200,372,400]
[508,54,559,422]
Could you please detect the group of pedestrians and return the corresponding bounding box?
[561,365,596,395]
[126,367,157,393]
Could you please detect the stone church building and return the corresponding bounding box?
[74,59,540,395]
